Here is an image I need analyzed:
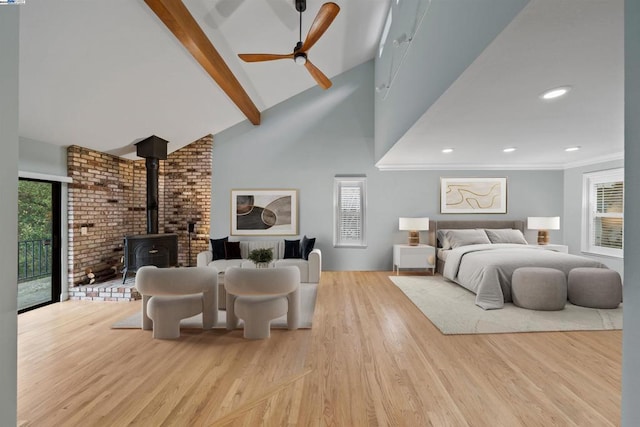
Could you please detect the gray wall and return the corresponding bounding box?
[18,137,70,301]
[19,136,67,177]
[623,1,640,425]
[212,61,564,271]
[563,159,624,275]
[373,0,529,161]
[0,7,19,426]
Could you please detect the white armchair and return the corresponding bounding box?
[224,266,300,339]
[135,266,218,339]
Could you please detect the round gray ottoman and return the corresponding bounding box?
[568,267,622,309]
[512,267,567,311]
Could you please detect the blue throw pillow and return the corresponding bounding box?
[301,235,316,260]
[210,236,228,261]
[284,239,301,259]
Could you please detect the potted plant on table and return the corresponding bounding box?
[248,248,274,268]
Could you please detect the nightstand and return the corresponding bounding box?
[393,244,436,275]
[528,244,569,253]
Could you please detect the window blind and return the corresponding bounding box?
[582,168,624,257]
[334,177,366,247]
[593,181,623,249]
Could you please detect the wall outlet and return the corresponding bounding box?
[80,226,88,236]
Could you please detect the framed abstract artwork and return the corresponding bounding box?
[231,189,298,235]
[440,178,507,214]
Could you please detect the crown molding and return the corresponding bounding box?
[376,153,625,171]
[562,152,624,169]
[375,163,565,171]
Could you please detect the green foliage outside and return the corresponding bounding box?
[18,180,53,282]
[19,180,52,241]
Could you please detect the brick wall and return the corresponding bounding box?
[163,137,212,267]
[67,136,212,287]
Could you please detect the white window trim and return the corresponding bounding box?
[581,168,624,258]
[333,176,367,248]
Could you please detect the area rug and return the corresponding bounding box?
[111,282,317,330]
[389,275,622,335]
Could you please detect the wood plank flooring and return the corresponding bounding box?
[17,271,621,426]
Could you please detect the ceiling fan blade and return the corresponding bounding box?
[304,60,332,89]
[238,53,294,62]
[300,2,340,52]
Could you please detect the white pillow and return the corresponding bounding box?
[437,229,452,249]
[484,229,528,245]
[444,229,491,249]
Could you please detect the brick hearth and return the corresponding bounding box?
[69,277,140,302]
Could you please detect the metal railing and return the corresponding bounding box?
[18,238,52,283]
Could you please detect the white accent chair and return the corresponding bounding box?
[224,266,300,339]
[135,266,218,339]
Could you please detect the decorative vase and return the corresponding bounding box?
[256,262,269,269]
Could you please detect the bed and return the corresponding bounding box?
[434,220,607,309]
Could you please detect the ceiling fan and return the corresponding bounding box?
[238,1,340,90]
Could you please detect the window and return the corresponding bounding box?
[378,8,392,58]
[582,168,624,257]
[334,176,366,248]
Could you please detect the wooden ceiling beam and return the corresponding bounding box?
[144,0,261,125]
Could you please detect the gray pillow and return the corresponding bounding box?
[484,228,528,245]
[444,229,491,249]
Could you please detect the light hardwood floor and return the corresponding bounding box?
[17,271,621,426]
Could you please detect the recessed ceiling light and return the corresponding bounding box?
[503,147,516,153]
[565,146,580,152]
[442,148,453,154]
[540,86,571,100]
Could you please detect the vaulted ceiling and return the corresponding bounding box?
[18,0,623,169]
[19,0,390,157]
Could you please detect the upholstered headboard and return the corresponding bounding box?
[434,220,525,240]
[433,220,525,273]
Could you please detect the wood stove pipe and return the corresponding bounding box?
[135,135,168,234]
[145,157,160,234]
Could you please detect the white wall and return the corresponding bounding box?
[563,159,624,275]
[622,1,640,425]
[0,7,19,426]
[212,61,564,271]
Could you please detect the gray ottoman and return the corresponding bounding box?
[512,267,567,311]
[568,268,622,309]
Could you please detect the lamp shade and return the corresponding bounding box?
[399,217,429,231]
[527,216,560,230]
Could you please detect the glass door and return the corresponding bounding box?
[17,178,61,313]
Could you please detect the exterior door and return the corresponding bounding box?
[17,178,61,313]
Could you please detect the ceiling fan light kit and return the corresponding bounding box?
[238,1,340,90]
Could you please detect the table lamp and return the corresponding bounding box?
[527,216,560,245]
[399,217,429,246]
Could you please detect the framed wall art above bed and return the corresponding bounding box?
[231,189,298,236]
[440,177,507,214]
